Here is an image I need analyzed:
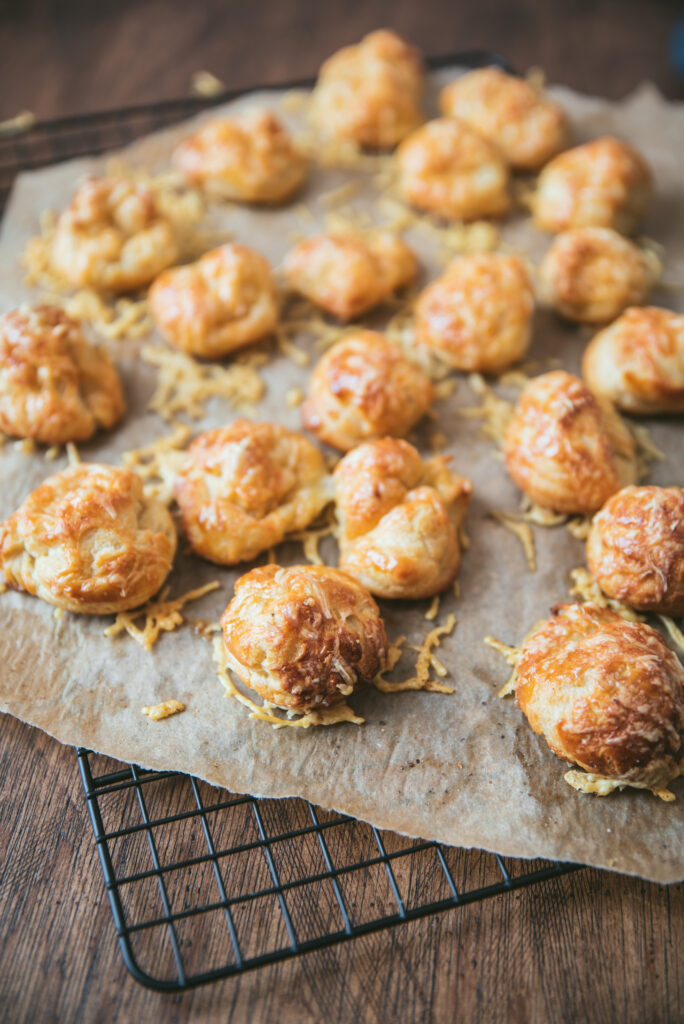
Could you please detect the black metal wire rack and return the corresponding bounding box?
[2,49,578,992]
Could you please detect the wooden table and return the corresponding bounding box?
[1,3,683,1021]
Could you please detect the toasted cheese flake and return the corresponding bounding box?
[288,507,338,566]
[275,330,310,367]
[213,637,364,728]
[285,386,304,407]
[193,619,221,639]
[105,581,220,651]
[425,596,440,621]
[569,567,645,622]
[0,110,35,136]
[142,344,265,422]
[122,421,191,504]
[564,768,676,802]
[375,615,456,694]
[44,445,60,462]
[433,378,457,401]
[491,511,536,571]
[458,374,514,445]
[658,616,684,655]
[191,70,225,97]
[566,516,593,540]
[142,699,185,721]
[483,635,519,697]
[66,442,80,466]
[14,438,36,455]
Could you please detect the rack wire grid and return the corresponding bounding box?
[2,49,579,992]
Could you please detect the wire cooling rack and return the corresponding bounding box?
[2,49,578,991]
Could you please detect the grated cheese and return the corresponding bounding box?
[425,596,440,621]
[191,70,225,97]
[568,567,644,622]
[122,421,191,504]
[275,330,311,367]
[566,516,592,540]
[287,506,338,566]
[658,616,684,655]
[630,423,666,482]
[66,442,80,466]
[213,637,364,728]
[193,619,221,639]
[457,374,514,445]
[490,511,536,571]
[104,581,220,651]
[142,344,265,422]
[285,386,304,408]
[142,699,185,721]
[14,438,36,455]
[375,615,456,694]
[564,768,676,802]
[0,110,35,136]
[483,635,520,697]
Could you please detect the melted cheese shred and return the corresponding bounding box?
[457,374,514,445]
[212,638,364,728]
[483,635,519,697]
[104,581,220,651]
[122,422,191,505]
[569,567,645,622]
[375,614,456,694]
[564,769,676,802]
[142,345,265,422]
[658,616,684,655]
[490,511,537,572]
[142,699,185,721]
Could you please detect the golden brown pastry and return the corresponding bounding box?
[582,306,684,415]
[515,602,684,794]
[172,110,308,203]
[503,370,637,515]
[174,420,332,565]
[587,486,684,616]
[310,29,423,148]
[396,117,511,221]
[301,330,434,452]
[148,244,278,358]
[0,306,124,444]
[415,253,534,373]
[220,563,388,710]
[334,438,472,599]
[538,227,657,324]
[50,177,180,293]
[0,463,176,614]
[284,231,417,322]
[439,67,568,170]
[533,137,652,234]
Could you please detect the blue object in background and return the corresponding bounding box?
[670,16,684,78]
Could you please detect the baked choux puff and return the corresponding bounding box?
[533,137,652,234]
[0,463,176,614]
[284,231,417,322]
[173,420,332,565]
[148,243,278,358]
[50,176,180,293]
[538,227,658,324]
[396,117,511,221]
[0,305,124,445]
[334,437,472,599]
[414,252,534,373]
[439,66,568,171]
[582,306,684,415]
[310,29,424,148]
[301,330,434,451]
[515,602,684,795]
[503,370,637,515]
[587,486,684,617]
[220,564,388,710]
[172,110,308,203]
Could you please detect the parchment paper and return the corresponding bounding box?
[0,68,683,883]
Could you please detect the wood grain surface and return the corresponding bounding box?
[1,2,684,1022]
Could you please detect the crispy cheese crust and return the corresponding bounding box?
[284,231,417,322]
[587,486,684,616]
[516,602,684,789]
[582,306,684,415]
[173,110,308,203]
[301,330,434,451]
[0,463,176,614]
[334,437,472,599]
[503,370,637,515]
[439,67,568,170]
[174,420,332,566]
[0,306,124,444]
[538,227,656,324]
[415,252,534,372]
[220,563,388,710]
[310,29,424,148]
[533,137,652,234]
[148,244,278,358]
[396,117,511,222]
[50,177,180,293]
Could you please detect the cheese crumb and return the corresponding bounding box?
[142,699,185,721]
[457,374,514,445]
[105,581,220,651]
[569,567,644,622]
[375,614,456,694]
[122,421,191,504]
[142,344,265,422]
[191,70,225,97]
